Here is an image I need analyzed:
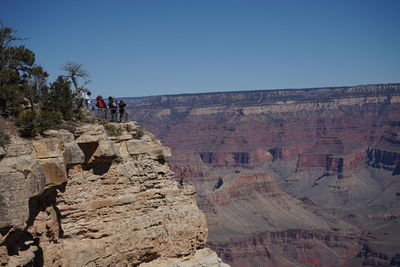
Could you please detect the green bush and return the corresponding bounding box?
[135,126,145,139]
[60,120,80,133]
[45,76,76,120]
[1,24,91,141]
[17,110,38,138]
[0,129,10,146]
[105,124,122,137]
[38,110,62,133]
[17,110,62,138]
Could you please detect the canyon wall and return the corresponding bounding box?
[0,121,228,266]
[126,83,400,266]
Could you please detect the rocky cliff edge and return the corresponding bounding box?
[0,121,228,267]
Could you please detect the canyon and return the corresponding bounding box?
[126,83,400,266]
[0,121,228,266]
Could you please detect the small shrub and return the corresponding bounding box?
[46,76,76,120]
[105,124,122,137]
[17,110,38,138]
[17,110,62,138]
[37,110,62,133]
[60,120,80,133]
[134,126,145,139]
[0,129,10,146]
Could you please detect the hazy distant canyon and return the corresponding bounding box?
[126,83,400,266]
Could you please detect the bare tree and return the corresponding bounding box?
[62,61,90,96]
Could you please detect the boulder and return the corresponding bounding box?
[109,134,134,142]
[3,139,32,157]
[141,134,153,142]
[32,138,63,159]
[64,142,85,166]
[139,248,230,267]
[0,172,30,228]
[113,121,140,136]
[0,146,5,158]
[126,139,171,160]
[91,140,120,162]
[38,158,67,186]
[75,124,107,143]
[43,129,75,143]
[0,155,45,228]
[120,121,139,132]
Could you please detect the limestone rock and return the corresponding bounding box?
[7,245,37,267]
[90,140,119,162]
[114,121,139,134]
[64,142,85,166]
[39,157,67,186]
[43,129,75,143]
[142,131,156,141]
[3,139,32,157]
[0,138,45,229]
[118,121,140,138]
[75,124,107,143]
[140,248,229,267]
[109,133,134,142]
[32,137,63,159]
[31,136,68,186]
[106,122,142,142]
[0,146,5,158]
[0,172,31,228]
[127,139,171,160]
[141,134,153,142]
[0,122,228,266]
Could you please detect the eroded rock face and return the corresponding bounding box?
[126,83,400,266]
[0,138,45,229]
[208,229,362,267]
[0,122,228,267]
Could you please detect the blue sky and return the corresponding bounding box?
[1,0,400,97]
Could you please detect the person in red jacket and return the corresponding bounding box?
[96,95,107,119]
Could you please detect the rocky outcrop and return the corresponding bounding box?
[296,146,366,178]
[0,122,228,266]
[0,138,45,229]
[207,173,280,205]
[209,229,362,267]
[367,128,400,175]
[140,248,229,267]
[352,244,400,267]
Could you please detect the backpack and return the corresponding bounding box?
[96,96,105,108]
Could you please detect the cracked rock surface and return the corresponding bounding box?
[0,122,228,267]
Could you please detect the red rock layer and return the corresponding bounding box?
[126,84,400,266]
[207,173,279,205]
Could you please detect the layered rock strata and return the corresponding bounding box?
[0,122,228,267]
[125,83,400,266]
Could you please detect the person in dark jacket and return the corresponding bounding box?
[108,96,117,122]
[118,99,126,122]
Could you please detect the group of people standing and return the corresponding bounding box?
[95,95,127,122]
